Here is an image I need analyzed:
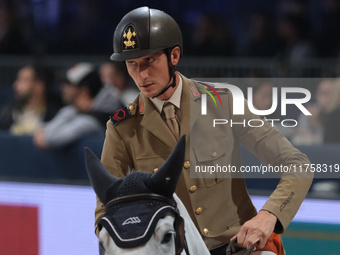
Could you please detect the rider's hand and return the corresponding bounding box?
[232,210,277,250]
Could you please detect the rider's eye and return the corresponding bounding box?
[146,57,154,63]
[161,232,174,244]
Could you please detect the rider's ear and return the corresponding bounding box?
[170,46,181,66]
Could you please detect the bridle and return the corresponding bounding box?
[105,193,177,210]
[105,194,256,255]
[105,193,190,255]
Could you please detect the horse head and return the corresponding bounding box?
[85,136,187,255]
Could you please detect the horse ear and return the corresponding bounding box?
[84,148,118,204]
[150,135,186,197]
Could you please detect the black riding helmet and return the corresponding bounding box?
[110,6,183,61]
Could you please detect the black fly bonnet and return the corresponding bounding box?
[85,136,187,254]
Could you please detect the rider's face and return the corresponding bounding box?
[125,47,180,100]
[126,51,170,99]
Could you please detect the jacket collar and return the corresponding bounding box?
[138,73,199,148]
[140,91,177,149]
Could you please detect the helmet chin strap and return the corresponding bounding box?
[151,48,177,99]
[151,73,176,99]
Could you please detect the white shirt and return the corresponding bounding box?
[150,75,183,113]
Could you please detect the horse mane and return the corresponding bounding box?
[173,194,210,255]
[126,166,135,176]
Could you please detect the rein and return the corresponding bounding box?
[226,238,255,255]
[106,193,191,255]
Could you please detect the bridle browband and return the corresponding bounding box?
[105,193,177,210]
[105,192,190,255]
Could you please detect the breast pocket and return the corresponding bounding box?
[135,155,169,173]
[193,135,232,187]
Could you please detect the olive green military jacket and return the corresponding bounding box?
[95,73,313,250]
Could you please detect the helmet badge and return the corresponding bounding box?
[123,26,139,49]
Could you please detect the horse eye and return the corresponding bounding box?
[161,232,174,244]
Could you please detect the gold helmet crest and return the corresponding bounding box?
[123,26,138,49]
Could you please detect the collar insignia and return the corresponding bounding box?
[190,81,200,97]
[123,26,138,49]
[139,97,144,114]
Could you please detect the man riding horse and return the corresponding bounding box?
[94,6,313,254]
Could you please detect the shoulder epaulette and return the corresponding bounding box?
[189,80,201,97]
[197,81,229,94]
[110,103,136,125]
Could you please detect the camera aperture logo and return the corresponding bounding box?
[200,82,311,128]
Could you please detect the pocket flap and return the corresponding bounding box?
[193,136,228,162]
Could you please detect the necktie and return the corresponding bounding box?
[163,103,180,140]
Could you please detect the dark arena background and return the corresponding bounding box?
[0,0,340,254]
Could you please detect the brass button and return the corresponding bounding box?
[128,105,135,111]
[195,207,203,215]
[153,168,158,173]
[203,228,209,235]
[212,152,217,158]
[189,185,197,193]
[184,161,190,169]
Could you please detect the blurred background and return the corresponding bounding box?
[0,0,340,254]
[1,0,340,76]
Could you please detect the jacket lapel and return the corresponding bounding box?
[139,74,200,148]
[140,94,177,148]
[179,74,190,138]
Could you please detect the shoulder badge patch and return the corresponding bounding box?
[110,107,131,125]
